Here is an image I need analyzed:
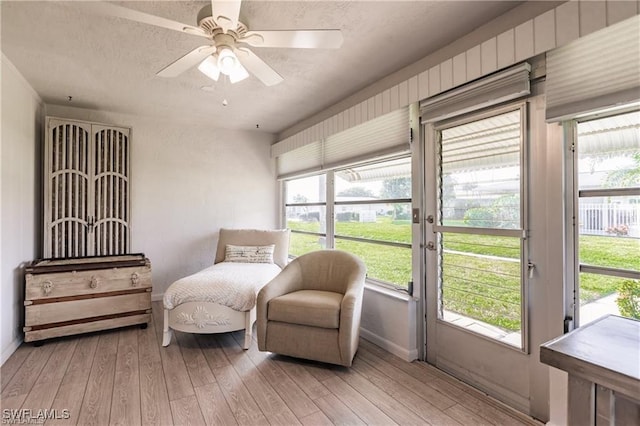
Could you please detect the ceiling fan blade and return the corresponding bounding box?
[86,2,208,38]
[241,30,343,49]
[157,46,216,77]
[211,0,242,33]
[235,48,283,86]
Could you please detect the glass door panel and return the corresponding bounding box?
[441,233,522,345]
[435,107,526,349]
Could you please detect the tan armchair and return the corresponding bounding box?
[257,250,367,367]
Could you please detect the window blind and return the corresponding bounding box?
[275,140,323,177]
[275,107,410,179]
[420,63,531,124]
[546,15,640,122]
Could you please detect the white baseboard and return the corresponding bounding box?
[1,337,23,366]
[360,327,418,362]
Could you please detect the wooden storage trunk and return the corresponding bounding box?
[24,254,152,342]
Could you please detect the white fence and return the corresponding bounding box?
[579,203,640,237]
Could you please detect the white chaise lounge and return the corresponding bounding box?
[162,228,290,349]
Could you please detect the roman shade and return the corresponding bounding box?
[545,15,640,122]
[274,140,323,178]
[274,107,410,179]
[420,63,531,124]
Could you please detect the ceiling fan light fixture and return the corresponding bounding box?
[229,64,249,83]
[217,47,239,75]
[197,56,220,81]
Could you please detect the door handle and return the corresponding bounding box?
[527,261,535,279]
[426,241,436,251]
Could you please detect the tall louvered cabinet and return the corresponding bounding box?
[44,117,131,258]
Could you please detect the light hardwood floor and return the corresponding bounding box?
[1,301,541,425]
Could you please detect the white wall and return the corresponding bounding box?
[1,55,44,364]
[360,286,418,361]
[46,105,278,299]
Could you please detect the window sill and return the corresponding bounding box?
[364,281,416,302]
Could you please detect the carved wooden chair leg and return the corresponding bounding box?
[162,309,173,347]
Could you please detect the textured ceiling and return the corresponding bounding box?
[1,1,522,133]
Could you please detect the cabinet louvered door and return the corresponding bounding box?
[44,118,131,258]
[45,119,92,258]
[92,125,130,256]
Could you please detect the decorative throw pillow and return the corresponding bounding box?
[224,244,275,264]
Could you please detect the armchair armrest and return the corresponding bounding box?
[338,265,366,365]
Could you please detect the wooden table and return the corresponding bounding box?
[540,315,640,425]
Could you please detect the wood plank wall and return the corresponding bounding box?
[272,0,639,155]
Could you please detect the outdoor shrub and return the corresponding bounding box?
[616,279,640,319]
[336,212,359,222]
[299,212,320,222]
[394,207,411,220]
[606,224,629,236]
[463,208,495,227]
[491,194,519,229]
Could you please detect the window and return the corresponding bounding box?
[334,158,412,287]
[284,156,412,289]
[573,109,640,326]
[434,106,527,348]
[284,174,327,256]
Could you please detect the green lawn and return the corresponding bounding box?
[288,217,411,285]
[442,234,521,331]
[287,217,639,331]
[579,234,640,304]
[287,216,411,243]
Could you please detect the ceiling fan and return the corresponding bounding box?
[90,1,344,86]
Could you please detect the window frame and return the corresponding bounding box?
[567,107,640,328]
[282,154,413,291]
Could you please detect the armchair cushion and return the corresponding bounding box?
[268,290,342,329]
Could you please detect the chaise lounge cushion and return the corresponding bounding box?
[268,290,342,329]
[163,262,281,311]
